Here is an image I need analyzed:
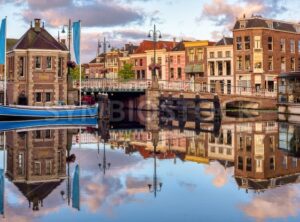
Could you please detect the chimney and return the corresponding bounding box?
[34,18,41,32]
[173,37,176,47]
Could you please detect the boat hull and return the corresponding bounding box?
[0,105,98,118]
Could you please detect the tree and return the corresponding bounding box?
[70,65,84,81]
[118,63,135,80]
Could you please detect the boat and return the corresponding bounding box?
[0,117,98,132]
[0,104,98,119]
[277,72,300,123]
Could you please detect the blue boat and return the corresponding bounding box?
[0,117,98,132]
[0,105,98,119]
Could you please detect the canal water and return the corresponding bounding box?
[0,111,300,222]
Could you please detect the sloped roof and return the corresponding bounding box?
[172,41,188,51]
[13,27,68,51]
[233,17,298,33]
[135,40,176,54]
[7,38,18,51]
[215,37,233,46]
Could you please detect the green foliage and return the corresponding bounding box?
[118,63,135,80]
[70,66,84,80]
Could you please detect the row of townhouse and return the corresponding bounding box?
[84,15,300,95]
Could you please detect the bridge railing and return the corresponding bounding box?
[74,78,277,98]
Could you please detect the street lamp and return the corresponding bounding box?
[98,37,111,78]
[98,142,111,175]
[148,24,162,89]
[147,143,163,197]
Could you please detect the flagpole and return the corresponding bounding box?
[3,16,7,106]
[79,21,82,107]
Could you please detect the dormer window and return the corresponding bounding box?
[240,21,246,29]
[267,21,273,29]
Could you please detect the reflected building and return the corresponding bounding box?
[234,121,300,192]
[5,129,68,211]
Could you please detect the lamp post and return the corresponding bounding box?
[98,142,111,175]
[148,24,162,89]
[98,37,111,79]
[61,19,72,104]
[148,143,163,197]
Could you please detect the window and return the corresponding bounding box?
[270,157,275,170]
[246,158,252,171]
[282,156,288,169]
[268,37,273,50]
[35,130,41,139]
[291,57,296,71]
[227,80,232,94]
[280,39,286,52]
[17,152,24,175]
[227,130,232,145]
[244,36,250,50]
[45,92,51,102]
[298,40,300,53]
[188,49,195,62]
[58,57,63,77]
[246,136,252,152]
[177,68,182,79]
[291,40,295,53]
[226,148,232,155]
[157,57,162,64]
[46,160,52,175]
[139,59,143,66]
[45,129,51,139]
[19,57,25,77]
[219,147,223,154]
[245,55,251,70]
[238,156,243,170]
[197,49,203,61]
[217,51,222,58]
[217,61,223,76]
[209,52,214,58]
[141,70,146,79]
[298,58,300,71]
[135,59,138,66]
[268,56,273,71]
[236,37,242,50]
[254,36,261,49]
[177,55,181,64]
[170,68,174,79]
[210,80,216,93]
[169,56,174,64]
[35,56,41,69]
[211,147,215,153]
[46,56,52,69]
[237,56,242,70]
[209,62,215,76]
[35,92,42,102]
[34,162,41,175]
[281,57,286,72]
[226,61,231,76]
[225,51,231,57]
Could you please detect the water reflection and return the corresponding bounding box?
[0,112,300,221]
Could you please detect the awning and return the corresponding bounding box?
[193,64,203,72]
[185,65,193,73]
[185,155,209,164]
[185,64,203,73]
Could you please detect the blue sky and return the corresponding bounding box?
[0,0,299,62]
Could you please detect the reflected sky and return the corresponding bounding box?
[0,112,300,222]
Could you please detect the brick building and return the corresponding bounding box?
[233,15,300,96]
[6,19,68,106]
[184,40,215,86]
[131,40,175,80]
[6,128,69,211]
[207,37,234,94]
[165,41,187,81]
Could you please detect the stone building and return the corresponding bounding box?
[6,128,69,211]
[233,15,300,96]
[6,19,68,106]
[207,37,234,94]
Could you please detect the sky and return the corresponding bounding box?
[0,0,299,62]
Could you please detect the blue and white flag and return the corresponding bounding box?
[0,18,6,65]
[73,21,81,65]
[72,164,80,210]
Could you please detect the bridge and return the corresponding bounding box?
[75,78,277,110]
